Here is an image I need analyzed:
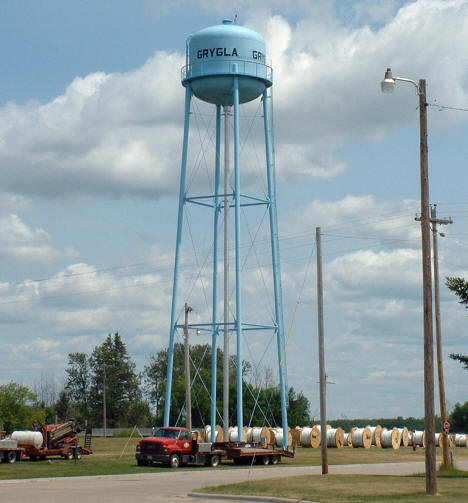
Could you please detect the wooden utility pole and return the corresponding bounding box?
[316,227,328,474]
[430,204,453,467]
[184,303,193,431]
[418,80,437,495]
[103,364,107,438]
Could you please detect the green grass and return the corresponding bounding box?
[201,473,468,502]
[1,437,467,483]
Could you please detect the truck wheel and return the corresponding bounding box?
[270,455,280,465]
[66,451,74,460]
[6,451,16,464]
[209,455,220,467]
[169,453,180,468]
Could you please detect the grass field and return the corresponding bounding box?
[201,472,468,502]
[1,436,467,483]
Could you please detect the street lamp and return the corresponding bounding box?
[380,68,437,496]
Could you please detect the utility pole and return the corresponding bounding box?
[223,106,231,441]
[184,303,193,431]
[418,80,437,495]
[316,227,328,474]
[430,204,453,467]
[103,364,107,439]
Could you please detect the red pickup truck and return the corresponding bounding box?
[136,426,223,468]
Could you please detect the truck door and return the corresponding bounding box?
[178,430,192,453]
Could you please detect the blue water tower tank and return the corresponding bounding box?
[182,19,272,105]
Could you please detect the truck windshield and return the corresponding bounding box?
[153,429,180,439]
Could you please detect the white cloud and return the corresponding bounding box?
[1,1,467,198]
[0,213,77,263]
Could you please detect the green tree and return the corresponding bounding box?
[88,333,141,427]
[450,401,468,432]
[143,343,309,427]
[65,352,91,422]
[55,390,71,421]
[446,277,468,370]
[0,382,45,432]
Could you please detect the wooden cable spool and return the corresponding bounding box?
[455,434,467,447]
[398,427,409,447]
[310,425,321,449]
[326,427,344,448]
[351,427,372,448]
[412,430,426,447]
[448,434,455,448]
[300,427,312,448]
[251,426,269,444]
[380,428,401,450]
[368,425,383,447]
[347,427,357,447]
[273,428,292,447]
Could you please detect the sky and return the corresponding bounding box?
[0,0,468,423]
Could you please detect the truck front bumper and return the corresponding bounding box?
[136,452,170,463]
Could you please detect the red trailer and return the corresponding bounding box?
[15,421,92,461]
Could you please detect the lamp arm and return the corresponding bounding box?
[394,77,420,94]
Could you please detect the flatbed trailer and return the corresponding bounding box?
[0,439,24,464]
[136,427,294,468]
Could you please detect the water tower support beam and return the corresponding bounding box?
[263,88,288,448]
[210,105,222,441]
[233,73,244,435]
[164,84,193,426]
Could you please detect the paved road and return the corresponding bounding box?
[1,461,466,503]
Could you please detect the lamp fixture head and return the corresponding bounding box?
[381,67,396,93]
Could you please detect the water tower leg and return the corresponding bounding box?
[263,88,288,449]
[164,85,193,426]
[233,76,243,436]
[210,105,222,441]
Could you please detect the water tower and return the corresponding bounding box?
[164,19,288,447]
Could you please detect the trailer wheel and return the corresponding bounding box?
[6,451,17,464]
[75,448,82,460]
[66,451,74,460]
[169,453,180,468]
[270,455,280,465]
[256,455,269,465]
[209,454,220,467]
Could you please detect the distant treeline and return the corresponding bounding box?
[328,417,442,431]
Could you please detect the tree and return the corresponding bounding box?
[450,401,468,432]
[65,352,91,422]
[55,390,71,421]
[88,333,141,427]
[446,277,468,370]
[0,382,45,432]
[143,343,310,427]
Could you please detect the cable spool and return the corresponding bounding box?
[435,433,443,448]
[228,426,247,442]
[448,434,455,448]
[367,425,383,447]
[290,428,301,447]
[204,425,223,441]
[412,430,426,447]
[310,426,321,448]
[407,430,414,446]
[326,428,345,448]
[342,432,349,447]
[455,434,467,447]
[347,427,357,447]
[351,427,372,449]
[273,428,292,447]
[251,426,269,444]
[300,427,312,447]
[398,427,409,447]
[380,428,401,449]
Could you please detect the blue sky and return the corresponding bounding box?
[0,0,467,422]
